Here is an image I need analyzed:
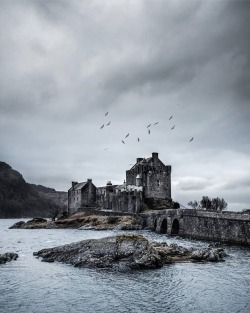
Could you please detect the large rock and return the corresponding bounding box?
[0,252,18,264]
[34,234,164,270]
[190,248,226,262]
[34,234,227,270]
[9,218,48,229]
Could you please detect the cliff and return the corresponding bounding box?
[0,161,67,218]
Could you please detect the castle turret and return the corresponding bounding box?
[136,174,142,187]
[106,181,113,192]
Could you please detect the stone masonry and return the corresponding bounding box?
[68,152,172,214]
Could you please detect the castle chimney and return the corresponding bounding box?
[137,158,143,163]
[152,152,158,165]
[72,181,78,187]
[87,178,92,184]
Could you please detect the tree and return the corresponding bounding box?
[200,196,212,211]
[187,200,200,209]
[188,196,227,212]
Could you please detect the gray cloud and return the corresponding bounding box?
[1,0,250,211]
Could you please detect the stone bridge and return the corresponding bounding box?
[140,209,250,245]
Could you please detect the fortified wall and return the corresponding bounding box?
[141,209,250,245]
[68,152,172,215]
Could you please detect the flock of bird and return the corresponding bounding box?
[99,110,194,150]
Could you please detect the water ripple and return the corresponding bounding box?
[0,219,250,313]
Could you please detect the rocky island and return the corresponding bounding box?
[9,212,143,230]
[33,234,226,270]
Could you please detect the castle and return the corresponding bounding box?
[68,152,172,215]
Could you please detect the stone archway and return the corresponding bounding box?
[160,219,168,234]
[171,218,179,235]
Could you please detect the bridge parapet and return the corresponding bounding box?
[139,209,250,245]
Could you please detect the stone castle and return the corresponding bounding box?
[68,152,173,215]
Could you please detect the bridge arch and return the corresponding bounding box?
[160,218,168,234]
[171,218,179,235]
[154,219,158,231]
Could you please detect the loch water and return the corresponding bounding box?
[0,219,250,313]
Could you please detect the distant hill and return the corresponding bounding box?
[0,161,67,218]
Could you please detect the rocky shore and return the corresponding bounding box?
[33,234,227,270]
[9,213,143,230]
[0,252,18,264]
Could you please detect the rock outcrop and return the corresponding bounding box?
[10,212,143,230]
[0,252,18,264]
[33,234,226,270]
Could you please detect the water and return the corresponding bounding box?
[0,219,250,313]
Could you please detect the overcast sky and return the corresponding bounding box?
[1,0,250,211]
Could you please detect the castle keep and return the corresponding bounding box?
[68,152,172,215]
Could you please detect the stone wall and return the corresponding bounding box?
[68,190,82,214]
[126,153,171,200]
[112,190,143,213]
[68,181,96,215]
[144,169,171,199]
[81,182,96,207]
[140,209,250,245]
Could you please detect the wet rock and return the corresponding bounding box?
[34,234,164,270]
[0,252,18,264]
[27,217,47,224]
[9,221,25,229]
[9,218,48,229]
[190,248,225,262]
[208,242,222,248]
[34,234,228,271]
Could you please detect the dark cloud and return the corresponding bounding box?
[1,0,250,211]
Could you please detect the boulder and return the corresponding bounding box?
[9,221,25,229]
[9,218,48,229]
[0,252,18,264]
[190,248,225,262]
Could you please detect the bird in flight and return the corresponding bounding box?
[125,133,129,138]
[105,112,108,116]
[147,124,151,128]
[106,121,111,126]
[190,137,194,142]
[104,148,109,150]
[100,124,104,129]
[121,140,125,144]
[137,137,140,142]
[169,116,173,120]
[148,129,151,134]
[154,122,159,125]
[171,125,175,130]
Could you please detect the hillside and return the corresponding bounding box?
[0,162,67,218]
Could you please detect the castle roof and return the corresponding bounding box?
[129,157,153,170]
[69,182,87,191]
